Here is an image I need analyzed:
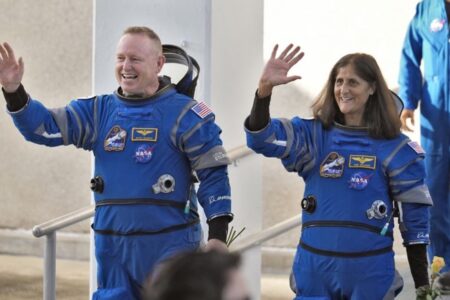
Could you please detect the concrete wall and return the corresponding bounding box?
[0,0,93,235]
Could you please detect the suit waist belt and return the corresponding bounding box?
[302,220,393,238]
[93,198,199,235]
[96,198,186,209]
[299,240,392,258]
[92,218,199,236]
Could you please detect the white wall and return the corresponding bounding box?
[264,0,419,98]
[210,2,264,297]
[93,0,210,100]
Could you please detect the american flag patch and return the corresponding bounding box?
[191,102,212,118]
[408,141,425,154]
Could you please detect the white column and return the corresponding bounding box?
[209,1,264,298]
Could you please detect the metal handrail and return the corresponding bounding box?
[226,145,254,162]
[230,214,301,252]
[32,144,255,300]
[32,206,95,300]
[32,206,95,238]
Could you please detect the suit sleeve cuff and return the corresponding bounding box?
[2,84,29,112]
[207,215,232,243]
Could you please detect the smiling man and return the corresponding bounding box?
[0,26,233,299]
[115,28,164,98]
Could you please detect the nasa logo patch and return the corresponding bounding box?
[430,18,445,32]
[134,144,153,163]
[348,172,373,190]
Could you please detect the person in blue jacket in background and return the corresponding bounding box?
[245,44,432,299]
[0,26,233,299]
[399,0,450,292]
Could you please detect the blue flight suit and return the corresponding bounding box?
[9,82,232,299]
[245,117,431,300]
[399,0,450,271]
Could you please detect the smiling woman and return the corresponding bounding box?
[312,52,401,139]
[333,65,374,126]
[244,44,432,299]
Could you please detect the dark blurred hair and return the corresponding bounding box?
[142,251,242,300]
[311,53,401,139]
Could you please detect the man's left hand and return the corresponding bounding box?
[203,238,228,252]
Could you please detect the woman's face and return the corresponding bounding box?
[334,65,375,126]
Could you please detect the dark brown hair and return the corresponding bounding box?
[311,53,401,139]
[142,251,243,300]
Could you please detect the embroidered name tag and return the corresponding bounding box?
[349,155,376,169]
[132,128,158,142]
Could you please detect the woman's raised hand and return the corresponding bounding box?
[258,44,304,97]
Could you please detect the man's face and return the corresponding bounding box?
[115,33,165,97]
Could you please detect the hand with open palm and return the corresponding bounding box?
[0,42,24,93]
[258,44,305,98]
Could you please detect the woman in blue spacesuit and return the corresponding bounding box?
[245,44,433,299]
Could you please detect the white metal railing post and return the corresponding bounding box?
[33,206,95,300]
[43,232,56,300]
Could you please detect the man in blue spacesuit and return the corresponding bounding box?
[0,27,233,299]
[399,0,450,289]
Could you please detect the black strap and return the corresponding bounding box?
[302,220,393,238]
[92,219,199,236]
[96,198,185,209]
[162,44,199,98]
[299,240,392,258]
